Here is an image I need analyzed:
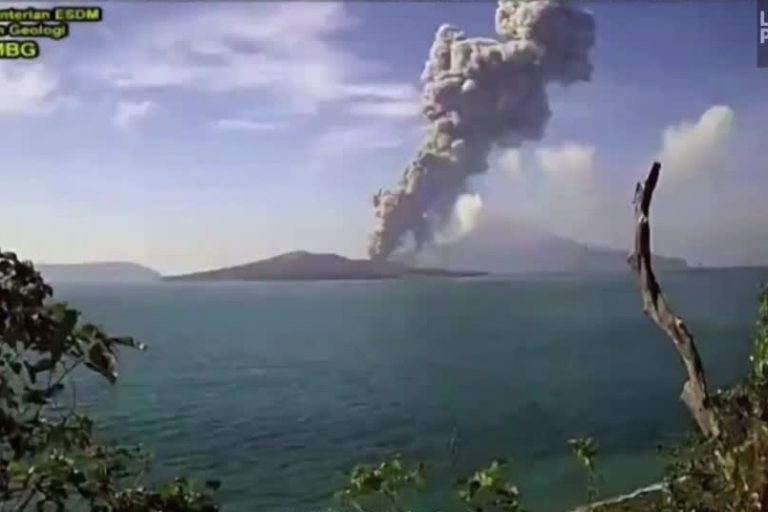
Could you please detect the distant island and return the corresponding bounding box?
[37,262,161,282]
[164,251,487,281]
[405,217,689,274]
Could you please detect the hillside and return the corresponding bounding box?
[37,262,161,282]
[165,251,486,281]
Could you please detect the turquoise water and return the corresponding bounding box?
[56,268,768,512]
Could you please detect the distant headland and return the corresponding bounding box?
[37,262,161,283]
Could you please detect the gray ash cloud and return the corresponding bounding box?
[369,0,595,260]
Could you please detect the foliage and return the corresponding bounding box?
[334,456,426,512]
[569,438,598,476]
[654,285,768,512]
[455,459,524,512]
[750,285,768,381]
[658,383,768,511]
[333,456,525,512]
[0,250,219,511]
[569,438,600,506]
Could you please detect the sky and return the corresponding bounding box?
[1,0,766,273]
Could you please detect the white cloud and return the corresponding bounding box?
[478,106,752,265]
[312,125,403,156]
[658,104,734,178]
[112,100,157,130]
[0,62,61,116]
[340,83,417,100]
[482,142,608,248]
[212,119,286,132]
[533,143,600,238]
[536,143,597,180]
[649,105,748,263]
[347,99,421,120]
[490,148,522,178]
[307,124,405,173]
[341,84,421,120]
[94,2,415,115]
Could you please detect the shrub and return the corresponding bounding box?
[0,250,220,512]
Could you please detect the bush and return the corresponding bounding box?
[0,250,220,512]
[656,285,768,512]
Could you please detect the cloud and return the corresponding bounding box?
[306,124,406,173]
[212,119,286,132]
[347,99,421,120]
[343,83,421,120]
[658,105,734,178]
[536,143,597,181]
[0,62,61,116]
[311,125,403,156]
[649,104,752,263]
[112,100,157,130]
[532,143,601,237]
[94,2,415,115]
[482,141,610,250]
[478,105,758,266]
[490,149,523,178]
[340,83,419,101]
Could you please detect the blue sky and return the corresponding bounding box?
[1,0,766,273]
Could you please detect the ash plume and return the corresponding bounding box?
[369,0,595,260]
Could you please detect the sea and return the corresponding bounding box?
[55,267,768,512]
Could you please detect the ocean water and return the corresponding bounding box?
[55,268,768,512]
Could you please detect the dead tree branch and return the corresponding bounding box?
[628,161,720,438]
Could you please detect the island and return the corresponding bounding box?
[401,217,688,274]
[164,251,487,281]
[37,262,161,282]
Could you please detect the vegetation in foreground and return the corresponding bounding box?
[0,249,219,511]
[2,162,768,512]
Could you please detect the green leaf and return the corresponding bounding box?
[8,460,25,477]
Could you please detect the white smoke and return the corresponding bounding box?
[493,149,523,178]
[437,193,485,244]
[454,193,484,235]
[369,0,595,260]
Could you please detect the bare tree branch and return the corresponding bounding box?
[628,161,720,438]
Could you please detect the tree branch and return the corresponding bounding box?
[628,161,720,438]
